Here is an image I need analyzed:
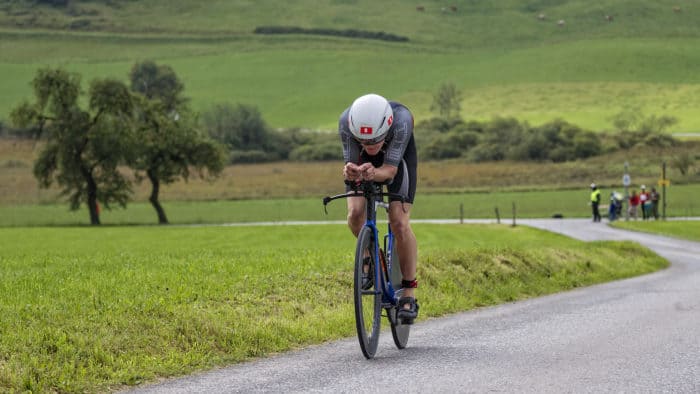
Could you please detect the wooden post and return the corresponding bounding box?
[511,202,516,227]
[460,203,464,224]
[495,207,501,224]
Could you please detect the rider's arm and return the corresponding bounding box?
[358,162,397,182]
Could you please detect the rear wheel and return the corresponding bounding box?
[354,226,381,359]
[388,238,410,349]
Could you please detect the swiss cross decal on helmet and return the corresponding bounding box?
[348,93,393,144]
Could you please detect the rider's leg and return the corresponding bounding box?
[346,196,366,237]
[348,196,374,288]
[389,201,417,301]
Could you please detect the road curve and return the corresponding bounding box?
[127,219,699,393]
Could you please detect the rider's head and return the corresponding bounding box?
[348,94,393,145]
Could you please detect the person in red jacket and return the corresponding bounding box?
[628,190,640,220]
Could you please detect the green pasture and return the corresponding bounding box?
[0,223,668,392]
[1,184,698,227]
[3,0,700,48]
[3,34,700,131]
[611,220,700,242]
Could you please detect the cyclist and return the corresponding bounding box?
[339,93,419,323]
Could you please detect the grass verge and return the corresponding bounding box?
[0,223,668,392]
[610,220,700,242]
[2,182,700,227]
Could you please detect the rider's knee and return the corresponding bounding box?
[347,205,362,222]
[347,207,364,231]
[390,216,412,239]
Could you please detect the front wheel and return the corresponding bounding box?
[354,226,381,359]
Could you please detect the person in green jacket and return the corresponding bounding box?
[590,183,601,222]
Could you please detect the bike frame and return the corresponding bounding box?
[365,197,399,307]
[323,181,405,308]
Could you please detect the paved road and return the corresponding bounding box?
[128,219,699,393]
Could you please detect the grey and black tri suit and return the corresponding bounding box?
[339,101,417,204]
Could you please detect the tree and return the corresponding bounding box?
[10,68,134,225]
[129,61,186,112]
[430,82,462,119]
[201,103,281,162]
[129,62,225,224]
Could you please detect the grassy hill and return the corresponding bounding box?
[1,0,700,131]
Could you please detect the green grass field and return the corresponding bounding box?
[1,183,699,227]
[0,3,693,391]
[0,223,668,392]
[611,220,700,241]
[2,1,700,131]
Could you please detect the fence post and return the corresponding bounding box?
[511,202,517,227]
[460,203,464,224]
[495,207,501,224]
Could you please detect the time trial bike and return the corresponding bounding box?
[323,180,411,359]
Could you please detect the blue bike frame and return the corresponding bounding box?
[364,199,400,308]
[324,180,411,357]
[323,181,406,308]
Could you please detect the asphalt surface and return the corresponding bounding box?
[127,219,699,393]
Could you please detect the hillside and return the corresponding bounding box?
[1,0,700,130]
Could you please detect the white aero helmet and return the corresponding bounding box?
[348,93,393,144]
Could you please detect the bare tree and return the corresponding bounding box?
[430,82,462,120]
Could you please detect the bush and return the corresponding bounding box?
[253,26,409,42]
[289,142,340,161]
[643,133,678,148]
[572,131,602,159]
[229,150,275,164]
[671,153,694,176]
[421,130,479,160]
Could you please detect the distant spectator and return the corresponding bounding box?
[590,183,601,222]
[608,191,623,221]
[639,185,650,220]
[650,187,661,220]
[628,190,640,220]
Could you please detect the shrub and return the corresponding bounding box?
[572,131,602,159]
[671,153,694,176]
[289,142,340,161]
[253,26,409,42]
[229,150,275,164]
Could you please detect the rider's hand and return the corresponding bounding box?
[359,163,376,181]
[344,163,361,181]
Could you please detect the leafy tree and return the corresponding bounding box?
[129,61,186,112]
[509,128,549,161]
[572,131,602,159]
[671,152,694,176]
[468,117,523,162]
[10,68,134,225]
[201,103,280,163]
[611,111,677,134]
[430,82,462,119]
[129,62,225,224]
[36,0,70,6]
[287,129,340,161]
[638,114,677,134]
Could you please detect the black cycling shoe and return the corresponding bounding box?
[397,297,419,324]
[361,256,373,290]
